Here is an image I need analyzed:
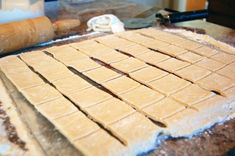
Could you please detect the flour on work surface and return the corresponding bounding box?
[0,28,234,156]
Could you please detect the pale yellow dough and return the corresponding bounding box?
[46,46,88,64]
[143,39,170,50]
[136,28,187,44]
[117,44,151,57]
[21,83,63,105]
[226,62,235,73]
[195,58,225,71]
[211,52,235,64]
[36,97,77,120]
[148,74,190,96]
[72,40,112,57]
[197,73,234,93]
[193,46,219,57]
[73,129,126,156]
[177,40,202,51]
[67,87,112,108]
[67,58,101,73]
[94,50,129,64]
[84,66,121,83]
[175,65,211,82]
[109,112,160,145]
[84,98,135,125]
[142,98,185,122]
[20,51,75,82]
[103,76,140,95]
[216,66,235,81]
[0,55,29,74]
[156,58,190,72]
[157,45,188,57]
[120,85,164,110]
[0,56,45,89]
[53,75,91,94]
[111,57,147,73]
[135,51,170,65]
[177,52,203,63]
[95,35,135,49]
[130,66,168,84]
[53,111,100,141]
[171,84,214,106]
[5,71,45,90]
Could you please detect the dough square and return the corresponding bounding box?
[117,44,151,57]
[177,52,203,63]
[74,129,126,156]
[195,58,225,71]
[216,66,235,81]
[94,51,129,64]
[179,40,202,51]
[53,75,92,94]
[89,49,118,58]
[84,66,121,84]
[71,40,111,56]
[37,66,74,82]
[130,66,168,84]
[67,87,112,108]
[84,98,135,125]
[148,74,191,96]
[224,86,235,98]
[193,95,226,111]
[142,98,185,121]
[226,62,235,73]
[54,111,100,141]
[144,40,170,50]
[156,58,190,72]
[111,57,147,73]
[120,32,153,44]
[36,97,77,120]
[5,71,45,89]
[211,52,235,64]
[21,84,63,105]
[197,73,234,93]
[157,45,187,57]
[115,31,136,39]
[109,112,159,145]
[1,63,30,75]
[103,76,140,95]
[70,39,97,50]
[135,51,170,65]
[175,65,212,82]
[20,51,75,82]
[163,108,197,136]
[19,51,52,65]
[0,56,29,73]
[137,28,186,44]
[67,58,101,73]
[171,84,214,106]
[95,35,135,49]
[193,46,219,57]
[46,46,88,63]
[120,85,164,110]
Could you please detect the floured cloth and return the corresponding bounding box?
[0,28,235,156]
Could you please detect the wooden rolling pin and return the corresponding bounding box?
[0,16,81,55]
